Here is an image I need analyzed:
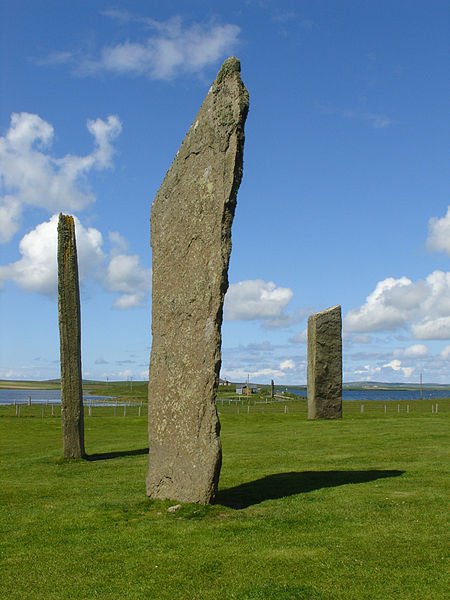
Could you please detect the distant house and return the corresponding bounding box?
[236,384,258,395]
[219,378,231,386]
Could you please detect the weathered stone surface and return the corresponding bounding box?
[57,213,85,458]
[307,305,342,420]
[147,57,249,504]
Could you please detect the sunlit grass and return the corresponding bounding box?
[0,401,448,599]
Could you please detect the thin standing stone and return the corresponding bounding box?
[147,57,249,504]
[57,213,85,458]
[307,305,342,420]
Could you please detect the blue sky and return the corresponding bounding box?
[1,0,449,384]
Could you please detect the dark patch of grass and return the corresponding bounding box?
[217,468,404,509]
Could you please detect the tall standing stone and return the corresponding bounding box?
[147,57,249,504]
[307,305,342,420]
[57,213,85,458]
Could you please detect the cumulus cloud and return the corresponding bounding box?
[393,344,428,358]
[104,231,151,308]
[412,317,450,340]
[224,279,293,322]
[280,359,295,370]
[105,254,151,309]
[0,214,150,308]
[0,112,121,241]
[403,344,428,358]
[345,277,420,332]
[382,359,414,378]
[46,15,240,81]
[223,358,299,382]
[427,206,450,254]
[0,214,104,295]
[440,345,450,359]
[345,271,450,339]
[345,358,415,382]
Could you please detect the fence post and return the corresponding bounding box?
[360,404,364,414]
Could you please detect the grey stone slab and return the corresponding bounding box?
[57,213,85,458]
[147,57,249,503]
[307,305,342,420]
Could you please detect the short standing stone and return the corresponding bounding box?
[147,57,249,504]
[57,213,85,458]
[307,305,342,420]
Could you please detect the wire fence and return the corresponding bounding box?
[0,397,449,419]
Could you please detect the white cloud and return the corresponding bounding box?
[0,196,21,243]
[224,279,293,322]
[345,272,450,339]
[382,359,414,378]
[109,231,129,255]
[0,214,104,295]
[412,317,450,340]
[280,359,295,370]
[0,112,121,242]
[106,232,151,307]
[440,345,450,359]
[105,254,151,309]
[427,206,450,254]
[0,214,150,309]
[394,344,429,358]
[53,16,240,81]
[403,344,428,358]
[345,277,416,332]
[344,358,416,382]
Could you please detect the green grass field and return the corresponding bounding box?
[1,399,448,599]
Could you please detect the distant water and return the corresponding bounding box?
[289,388,450,401]
[0,389,116,406]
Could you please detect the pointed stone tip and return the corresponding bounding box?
[216,56,241,81]
[222,56,241,71]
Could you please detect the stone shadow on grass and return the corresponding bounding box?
[216,469,404,509]
[85,448,149,461]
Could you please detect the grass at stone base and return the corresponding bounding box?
[0,405,448,600]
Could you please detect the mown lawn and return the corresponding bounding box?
[0,401,448,599]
